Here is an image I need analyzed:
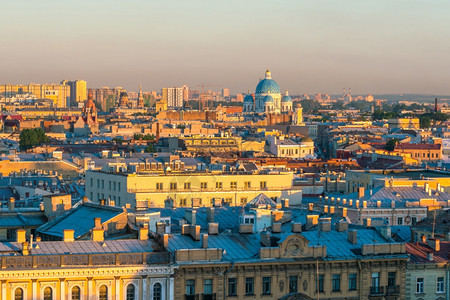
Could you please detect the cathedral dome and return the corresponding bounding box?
[255,69,280,94]
[281,91,292,103]
[244,94,254,103]
[263,95,274,103]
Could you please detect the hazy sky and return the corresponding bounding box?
[1,0,449,95]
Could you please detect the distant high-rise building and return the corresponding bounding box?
[62,80,87,107]
[162,87,183,109]
[222,88,230,98]
[182,85,189,101]
[236,94,243,102]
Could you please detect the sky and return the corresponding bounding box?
[1,0,450,95]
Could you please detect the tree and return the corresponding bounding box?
[385,138,399,152]
[420,116,431,128]
[19,128,50,150]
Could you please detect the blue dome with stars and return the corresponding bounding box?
[281,91,292,102]
[244,94,254,103]
[255,69,280,94]
[264,95,274,103]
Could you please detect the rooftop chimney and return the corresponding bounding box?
[260,231,271,247]
[306,215,319,227]
[82,196,88,203]
[291,222,302,233]
[139,224,149,240]
[424,182,429,193]
[348,230,357,244]
[94,218,102,229]
[92,228,104,242]
[308,203,314,211]
[428,238,440,251]
[190,225,201,241]
[8,197,15,211]
[272,223,281,233]
[202,234,209,248]
[363,218,372,227]
[319,218,331,232]
[22,242,30,256]
[281,198,289,208]
[185,209,197,225]
[206,207,215,223]
[99,199,106,206]
[336,221,348,232]
[208,223,219,235]
[162,234,169,249]
[16,229,26,243]
[421,235,427,243]
[156,222,166,235]
[63,229,75,242]
[358,187,365,199]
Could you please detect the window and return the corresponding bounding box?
[262,277,271,295]
[186,280,195,295]
[244,181,251,189]
[170,182,177,190]
[240,197,247,205]
[44,287,53,300]
[388,272,396,287]
[71,286,80,300]
[412,217,417,225]
[204,279,213,295]
[416,278,424,293]
[90,178,93,187]
[316,274,324,292]
[289,275,298,293]
[397,217,403,225]
[230,182,237,189]
[118,182,121,191]
[437,277,444,293]
[372,273,380,293]
[260,181,267,188]
[201,182,207,189]
[126,284,135,300]
[184,182,191,190]
[15,288,23,300]
[332,274,340,292]
[348,273,357,291]
[99,285,108,300]
[153,283,162,300]
[109,181,111,190]
[101,180,104,189]
[228,278,237,296]
[97,179,100,188]
[113,182,116,191]
[156,182,163,190]
[245,277,254,295]
[216,182,223,189]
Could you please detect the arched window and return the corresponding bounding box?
[71,286,81,300]
[99,285,108,300]
[44,287,52,300]
[153,283,162,300]
[126,284,135,300]
[14,288,23,300]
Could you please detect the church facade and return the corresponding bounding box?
[243,69,295,114]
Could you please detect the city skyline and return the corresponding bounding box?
[1,0,450,94]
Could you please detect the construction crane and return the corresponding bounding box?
[195,83,217,111]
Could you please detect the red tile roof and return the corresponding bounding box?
[395,143,441,150]
[406,241,450,264]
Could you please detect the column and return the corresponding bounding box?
[169,277,174,300]
[60,278,65,300]
[32,279,37,300]
[87,277,93,300]
[142,276,148,300]
[1,280,6,300]
[115,277,120,300]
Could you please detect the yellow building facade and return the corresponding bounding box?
[85,171,301,208]
[0,84,70,108]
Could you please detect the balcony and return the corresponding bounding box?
[201,293,216,300]
[370,286,384,295]
[386,285,400,295]
[185,295,199,300]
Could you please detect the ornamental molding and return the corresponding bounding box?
[0,266,173,280]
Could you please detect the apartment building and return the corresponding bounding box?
[85,170,300,208]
